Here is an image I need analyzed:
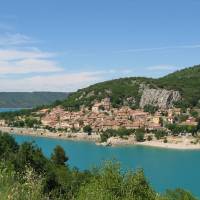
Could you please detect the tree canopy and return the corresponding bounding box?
[51,145,69,165]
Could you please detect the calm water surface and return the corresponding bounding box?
[13,134,200,197]
[0,108,23,112]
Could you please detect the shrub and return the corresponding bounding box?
[162,188,198,200]
[0,163,46,200]
[144,104,158,114]
[83,125,92,135]
[77,162,156,200]
[147,135,153,141]
[163,137,168,143]
[100,128,134,142]
[51,145,68,165]
[154,130,168,140]
[135,130,145,142]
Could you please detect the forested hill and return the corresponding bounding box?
[154,65,200,107]
[59,65,200,110]
[0,92,69,108]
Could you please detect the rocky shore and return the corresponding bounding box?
[0,126,200,150]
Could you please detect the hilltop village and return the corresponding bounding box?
[41,98,161,131]
[39,97,199,135]
[0,97,199,133]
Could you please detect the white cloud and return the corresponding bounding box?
[0,45,107,91]
[0,33,57,75]
[0,40,109,91]
[0,32,148,91]
[0,33,35,46]
[0,71,105,92]
[0,58,63,74]
[147,65,177,71]
[115,44,200,53]
[0,48,61,74]
[0,49,54,60]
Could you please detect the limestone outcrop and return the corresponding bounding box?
[139,88,181,109]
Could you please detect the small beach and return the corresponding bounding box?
[1,126,200,150]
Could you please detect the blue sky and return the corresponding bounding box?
[0,0,200,91]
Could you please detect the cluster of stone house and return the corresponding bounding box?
[166,108,198,126]
[41,98,164,132]
[1,98,198,132]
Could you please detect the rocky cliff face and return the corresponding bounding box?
[139,88,181,109]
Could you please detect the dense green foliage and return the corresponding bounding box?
[163,188,198,200]
[0,92,69,108]
[155,65,200,108]
[0,132,198,200]
[11,117,41,128]
[135,128,145,142]
[100,128,134,142]
[51,145,69,165]
[83,125,92,135]
[0,107,43,127]
[0,132,91,199]
[167,124,198,135]
[77,163,156,200]
[0,163,45,200]
[153,130,168,140]
[144,104,159,114]
[0,108,34,120]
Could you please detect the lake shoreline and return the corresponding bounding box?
[1,126,200,150]
[0,126,100,143]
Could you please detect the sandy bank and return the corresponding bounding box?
[95,135,200,150]
[135,140,200,150]
[0,126,200,150]
[0,126,100,142]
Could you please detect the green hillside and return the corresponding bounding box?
[155,65,200,107]
[60,65,200,110]
[0,92,69,108]
[61,77,153,110]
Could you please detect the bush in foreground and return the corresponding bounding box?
[0,131,198,200]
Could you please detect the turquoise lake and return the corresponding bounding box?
[0,108,23,112]
[13,134,200,197]
[1,108,200,197]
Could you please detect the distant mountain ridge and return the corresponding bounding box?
[58,65,200,110]
[0,92,70,108]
